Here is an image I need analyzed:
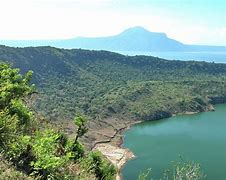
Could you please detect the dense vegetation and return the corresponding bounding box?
[1,45,226,123]
[1,45,224,179]
[0,63,116,179]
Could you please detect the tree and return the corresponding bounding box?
[88,151,116,180]
[0,63,116,179]
[0,63,36,174]
[0,63,34,110]
[0,63,34,148]
[31,129,71,179]
[68,115,88,161]
[74,115,88,142]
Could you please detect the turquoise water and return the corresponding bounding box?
[122,104,226,180]
[117,51,226,63]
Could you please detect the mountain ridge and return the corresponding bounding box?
[1,45,226,150]
[1,26,226,52]
[1,45,226,121]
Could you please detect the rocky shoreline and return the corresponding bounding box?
[89,119,140,180]
[93,143,135,180]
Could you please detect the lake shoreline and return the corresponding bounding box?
[91,120,140,180]
[121,103,226,180]
[94,103,218,179]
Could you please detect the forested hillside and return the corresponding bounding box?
[1,45,226,123]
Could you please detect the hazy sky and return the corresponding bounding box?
[0,0,226,45]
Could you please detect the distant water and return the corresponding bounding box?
[122,104,226,180]
[116,51,226,63]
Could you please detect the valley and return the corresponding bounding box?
[1,45,226,149]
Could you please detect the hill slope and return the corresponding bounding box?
[2,45,226,147]
[1,27,226,52]
[1,45,226,121]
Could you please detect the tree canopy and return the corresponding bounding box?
[0,63,116,180]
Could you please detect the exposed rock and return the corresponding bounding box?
[94,144,135,180]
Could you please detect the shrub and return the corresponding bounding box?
[88,151,116,180]
[31,129,71,179]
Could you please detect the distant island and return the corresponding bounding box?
[1,26,226,52]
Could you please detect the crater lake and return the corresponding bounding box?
[122,104,226,180]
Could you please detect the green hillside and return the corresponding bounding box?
[1,45,226,123]
[1,45,226,179]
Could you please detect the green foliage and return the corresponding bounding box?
[0,110,18,147]
[74,115,88,141]
[0,63,33,109]
[87,151,116,180]
[31,129,71,178]
[68,140,85,160]
[0,47,224,180]
[1,46,226,122]
[0,63,34,150]
[9,99,33,125]
[6,135,34,173]
[6,135,31,159]
[0,63,116,180]
[0,154,33,180]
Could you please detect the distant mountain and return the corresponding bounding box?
[1,26,226,52]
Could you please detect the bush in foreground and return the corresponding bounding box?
[0,63,116,180]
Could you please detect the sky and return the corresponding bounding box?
[0,0,226,45]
